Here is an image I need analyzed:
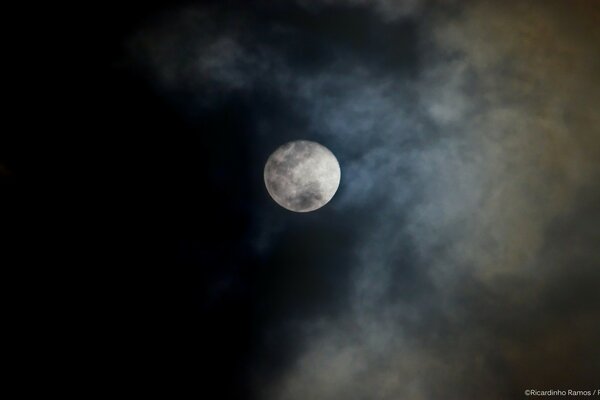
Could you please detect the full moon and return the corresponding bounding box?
[264,140,341,212]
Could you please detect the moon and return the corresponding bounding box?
[264,140,341,212]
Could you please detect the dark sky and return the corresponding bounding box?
[4,0,599,398]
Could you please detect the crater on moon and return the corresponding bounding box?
[264,140,341,212]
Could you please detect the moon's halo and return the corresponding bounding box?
[264,140,341,212]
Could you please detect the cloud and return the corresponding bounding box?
[260,2,600,399]
[297,0,427,20]
[131,1,600,398]
[129,8,278,107]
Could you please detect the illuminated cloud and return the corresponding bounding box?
[132,1,600,398]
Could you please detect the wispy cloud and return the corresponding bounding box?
[132,1,600,398]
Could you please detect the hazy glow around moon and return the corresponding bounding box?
[264,140,341,212]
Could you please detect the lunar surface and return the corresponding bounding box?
[264,140,341,212]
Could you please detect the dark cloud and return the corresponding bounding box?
[129,0,600,398]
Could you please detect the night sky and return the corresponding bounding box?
[4,0,600,398]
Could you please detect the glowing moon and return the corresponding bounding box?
[264,140,341,212]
